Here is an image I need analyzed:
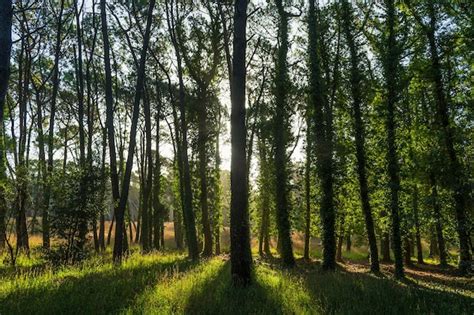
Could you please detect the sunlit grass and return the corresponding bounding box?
[126,256,316,314]
[0,245,472,314]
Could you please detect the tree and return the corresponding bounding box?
[308,0,336,271]
[272,0,295,268]
[341,0,379,272]
[165,0,199,260]
[0,0,13,250]
[230,0,252,285]
[381,0,404,279]
[177,1,222,256]
[408,0,472,274]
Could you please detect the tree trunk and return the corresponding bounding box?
[273,0,295,268]
[425,1,471,273]
[303,115,311,260]
[165,0,199,260]
[230,0,252,285]
[152,86,162,251]
[383,0,404,279]
[413,185,424,264]
[73,0,88,251]
[0,0,12,249]
[101,0,123,261]
[142,87,154,252]
[110,0,155,262]
[258,138,271,258]
[197,103,213,256]
[213,111,222,256]
[341,0,379,272]
[16,34,30,253]
[308,0,336,271]
[39,0,66,250]
[429,229,439,258]
[381,232,391,262]
[429,172,448,267]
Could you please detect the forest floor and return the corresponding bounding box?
[0,243,472,315]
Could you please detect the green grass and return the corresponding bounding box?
[0,251,472,314]
[300,263,472,314]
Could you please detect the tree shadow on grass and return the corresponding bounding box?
[0,256,199,315]
[297,260,473,315]
[183,260,290,315]
[403,263,473,292]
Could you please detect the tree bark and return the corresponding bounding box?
[273,0,295,268]
[73,0,88,251]
[303,123,311,260]
[230,0,252,285]
[152,84,162,251]
[341,0,379,272]
[197,103,213,256]
[383,0,404,279]
[258,137,271,258]
[308,0,336,271]
[0,0,13,250]
[142,87,154,252]
[381,231,391,262]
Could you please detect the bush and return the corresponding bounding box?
[48,164,106,264]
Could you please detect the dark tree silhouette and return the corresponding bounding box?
[382,0,404,279]
[308,0,336,271]
[0,0,13,250]
[273,0,295,268]
[230,0,252,285]
[341,0,379,272]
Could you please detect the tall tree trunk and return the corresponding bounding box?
[308,0,336,271]
[33,85,47,250]
[303,115,311,260]
[16,35,30,252]
[152,86,162,251]
[165,0,199,260]
[0,0,13,250]
[213,111,222,256]
[142,88,153,252]
[41,0,66,250]
[383,0,404,279]
[273,0,295,268]
[74,0,88,251]
[98,128,107,251]
[112,0,155,262]
[425,1,471,273]
[341,0,379,272]
[258,137,271,258]
[198,103,213,256]
[230,0,252,285]
[101,0,127,262]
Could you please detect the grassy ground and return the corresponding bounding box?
[0,247,472,315]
